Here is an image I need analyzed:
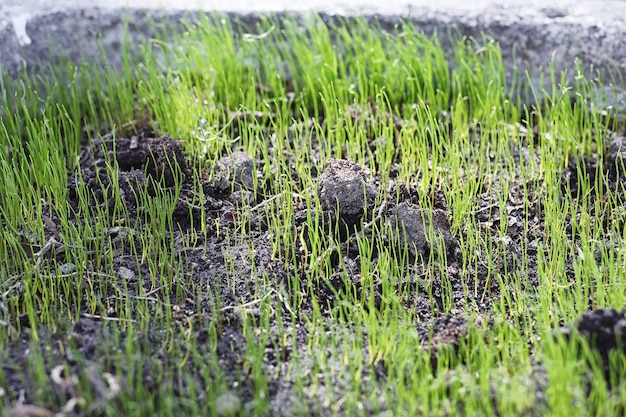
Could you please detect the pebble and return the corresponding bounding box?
[59,263,76,274]
[118,266,135,281]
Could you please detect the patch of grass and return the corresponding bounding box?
[1,12,626,417]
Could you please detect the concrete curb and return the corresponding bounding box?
[1,1,626,104]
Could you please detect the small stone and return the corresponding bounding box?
[118,266,135,281]
[59,263,76,274]
[215,392,242,416]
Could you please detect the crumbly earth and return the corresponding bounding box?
[3,104,626,416]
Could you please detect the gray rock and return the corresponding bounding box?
[59,262,76,274]
[117,266,135,281]
[387,202,457,259]
[215,392,242,416]
[318,158,378,218]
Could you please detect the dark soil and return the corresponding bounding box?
[3,104,626,416]
[558,308,626,381]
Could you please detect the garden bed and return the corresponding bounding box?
[1,15,626,416]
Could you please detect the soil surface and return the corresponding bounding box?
[3,103,626,416]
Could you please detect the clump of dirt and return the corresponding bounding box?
[114,135,189,187]
[562,134,626,200]
[210,150,261,205]
[558,308,626,371]
[212,151,258,192]
[69,134,191,218]
[417,313,469,369]
[387,201,458,260]
[318,158,378,219]
[606,134,626,175]
[68,132,237,231]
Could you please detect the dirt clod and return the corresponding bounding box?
[387,201,457,259]
[116,135,188,187]
[607,134,626,177]
[607,134,626,163]
[318,158,378,218]
[559,308,626,362]
[213,151,257,192]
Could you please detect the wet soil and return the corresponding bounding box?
[3,103,626,416]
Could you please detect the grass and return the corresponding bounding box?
[1,12,626,417]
